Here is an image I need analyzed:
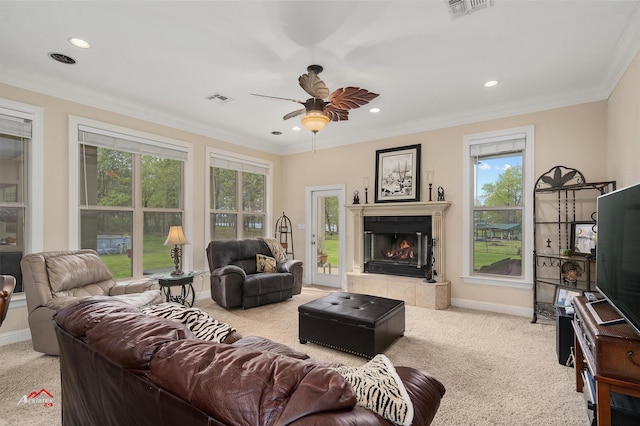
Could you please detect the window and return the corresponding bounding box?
[72,119,191,279]
[0,102,43,294]
[462,126,534,287]
[208,150,271,241]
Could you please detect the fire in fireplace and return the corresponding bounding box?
[363,215,432,278]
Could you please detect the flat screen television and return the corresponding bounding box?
[595,181,640,334]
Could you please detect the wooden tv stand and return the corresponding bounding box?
[572,296,640,425]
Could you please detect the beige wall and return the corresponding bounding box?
[0,82,282,336]
[2,50,640,339]
[607,52,640,188]
[281,102,609,312]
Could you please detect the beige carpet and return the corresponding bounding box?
[0,286,586,425]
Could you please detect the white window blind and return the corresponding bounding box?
[210,154,269,176]
[78,125,187,161]
[0,113,32,138]
[469,137,525,157]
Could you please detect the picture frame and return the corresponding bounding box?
[570,221,596,256]
[555,287,581,308]
[374,144,421,203]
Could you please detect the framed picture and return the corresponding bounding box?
[555,287,581,308]
[374,144,421,203]
[571,221,596,256]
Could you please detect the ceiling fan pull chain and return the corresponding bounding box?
[311,133,316,155]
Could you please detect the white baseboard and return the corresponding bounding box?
[451,297,533,318]
[195,289,211,301]
[0,328,32,346]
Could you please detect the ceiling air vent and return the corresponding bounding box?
[447,0,490,19]
[206,93,233,104]
[49,52,76,64]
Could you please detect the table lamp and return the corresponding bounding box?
[164,225,188,276]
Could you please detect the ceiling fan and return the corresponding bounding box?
[251,65,379,135]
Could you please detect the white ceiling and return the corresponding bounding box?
[1,1,639,155]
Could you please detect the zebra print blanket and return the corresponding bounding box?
[141,303,236,343]
[333,354,414,426]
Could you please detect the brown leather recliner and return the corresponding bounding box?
[21,249,162,355]
[207,239,303,309]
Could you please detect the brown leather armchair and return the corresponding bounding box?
[0,275,16,327]
[21,249,162,355]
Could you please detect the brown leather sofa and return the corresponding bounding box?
[54,298,445,425]
[21,249,162,355]
[207,239,303,309]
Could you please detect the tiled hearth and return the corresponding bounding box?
[346,201,451,309]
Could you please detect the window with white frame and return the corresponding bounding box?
[208,152,270,240]
[76,123,189,279]
[0,102,43,294]
[462,126,534,286]
[0,112,30,293]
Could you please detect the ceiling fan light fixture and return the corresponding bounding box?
[301,111,330,133]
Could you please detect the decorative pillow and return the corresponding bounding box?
[141,303,236,343]
[256,254,277,273]
[333,354,414,426]
[258,237,288,262]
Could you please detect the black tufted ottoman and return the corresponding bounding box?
[298,292,405,358]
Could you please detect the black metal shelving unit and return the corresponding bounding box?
[532,165,616,323]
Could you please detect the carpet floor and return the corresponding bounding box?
[0,286,587,425]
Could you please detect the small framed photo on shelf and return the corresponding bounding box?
[374,144,421,203]
[570,221,596,256]
[555,288,581,308]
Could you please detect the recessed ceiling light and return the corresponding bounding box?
[484,80,499,87]
[292,126,301,131]
[69,38,91,49]
[370,107,381,113]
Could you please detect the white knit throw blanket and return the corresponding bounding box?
[258,237,288,262]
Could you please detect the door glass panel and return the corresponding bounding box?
[316,195,339,277]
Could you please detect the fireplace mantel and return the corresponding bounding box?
[346,201,451,309]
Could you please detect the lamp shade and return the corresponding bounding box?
[300,111,330,133]
[164,225,188,245]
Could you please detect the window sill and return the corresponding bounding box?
[462,274,533,289]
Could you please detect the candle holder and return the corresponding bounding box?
[426,170,435,202]
[363,177,370,204]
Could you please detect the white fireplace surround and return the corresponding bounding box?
[346,201,451,309]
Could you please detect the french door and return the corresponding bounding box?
[307,186,345,288]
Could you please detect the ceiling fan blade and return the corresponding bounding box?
[283,108,306,120]
[324,105,350,122]
[251,93,304,104]
[328,87,379,110]
[298,72,330,99]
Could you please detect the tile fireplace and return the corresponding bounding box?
[346,201,451,309]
